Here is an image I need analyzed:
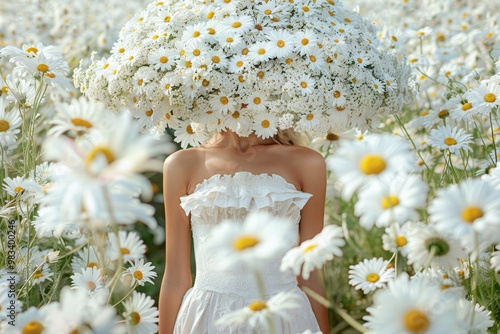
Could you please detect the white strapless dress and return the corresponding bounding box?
[174,172,321,334]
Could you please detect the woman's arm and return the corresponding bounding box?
[158,151,194,334]
[296,148,330,334]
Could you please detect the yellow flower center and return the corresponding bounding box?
[186,125,194,135]
[277,40,285,48]
[118,47,125,53]
[443,137,457,146]
[302,6,310,12]
[226,37,234,43]
[133,270,144,280]
[45,72,56,79]
[15,186,24,193]
[85,146,115,169]
[258,48,266,55]
[261,120,270,128]
[164,83,171,90]
[248,301,267,312]
[232,111,240,119]
[306,113,314,120]
[359,155,386,175]
[242,48,249,55]
[334,91,341,98]
[462,206,483,223]
[164,16,171,22]
[193,31,201,38]
[1,85,8,94]
[236,60,244,67]
[253,97,261,105]
[438,109,449,118]
[404,309,429,333]
[366,273,380,283]
[326,133,339,141]
[129,311,141,326]
[300,82,308,88]
[303,244,317,253]
[37,64,49,73]
[86,281,97,291]
[381,195,400,209]
[160,56,168,63]
[461,102,472,111]
[357,58,363,63]
[301,38,309,46]
[25,46,39,54]
[207,12,215,19]
[71,118,93,128]
[420,110,429,117]
[121,248,130,255]
[137,79,143,86]
[257,71,265,79]
[212,55,220,63]
[309,55,316,62]
[87,262,99,268]
[34,272,44,279]
[484,93,496,103]
[145,109,153,117]
[220,96,229,105]
[22,320,44,334]
[0,120,10,132]
[396,235,407,247]
[232,22,242,28]
[265,9,272,15]
[208,28,216,35]
[202,79,210,87]
[233,235,259,250]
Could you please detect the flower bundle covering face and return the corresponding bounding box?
[75,0,415,148]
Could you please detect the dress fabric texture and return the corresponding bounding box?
[174,172,321,334]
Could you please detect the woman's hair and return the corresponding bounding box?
[274,128,310,147]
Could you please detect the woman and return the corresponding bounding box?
[159,129,329,333]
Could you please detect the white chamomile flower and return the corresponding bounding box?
[296,74,315,96]
[463,82,500,115]
[364,273,457,334]
[296,110,323,132]
[406,224,466,270]
[122,259,157,287]
[354,175,429,230]
[71,267,107,298]
[148,48,177,71]
[281,224,345,280]
[246,91,268,112]
[252,112,279,139]
[306,47,326,71]
[205,211,296,270]
[348,257,395,294]
[295,30,317,56]
[210,92,238,114]
[382,222,412,256]
[123,291,159,334]
[222,15,254,35]
[215,290,302,332]
[491,245,500,272]
[217,30,243,49]
[181,22,208,44]
[0,100,22,138]
[248,42,272,63]
[7,307,48,334]
[428,178,500,256]
[327,134,417,200]
[109,230,146,262]
[428,125,473,154]
[266,29,297,58]
[455,299,494,334]
[228,55,249,73]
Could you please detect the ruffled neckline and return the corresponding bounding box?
[179,171,312,216]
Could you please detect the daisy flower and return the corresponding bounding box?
[428,178,500,256]
[174,120,209,148]
[406,224,466,270]
[205,211,296,270]
[246,91,268,112]
[48,97,113,137]
[364,273,457,334]
[348,257,395,294]
[294,30,317,56]
[0,101,22,139]
[382,222,412,256]
[248,42,272,63]
[295,74,315,96]
[266,29,297,58]
[71,267,107,298]
[455,299,494,334]
[463,82,500,115]
[222,15,254,35]
[148,48,177,71]
[7,307,48,334]
[181,22,208,44]
[215,290,302,332]
[228,55,249,73]
[281,224,345,279]
[217,30,243,49]
[210,92,237,114]
[428,125,473,154]
[327,134,417,200]
[354,175,429,230]
[122,291,159,334]
[109,230,146,262]
[252,112,279,139]
[122,259,157,287]
[306,47,326,71]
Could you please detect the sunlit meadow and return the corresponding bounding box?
[0,0,499,333]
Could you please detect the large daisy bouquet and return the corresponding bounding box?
[74,0,415,148]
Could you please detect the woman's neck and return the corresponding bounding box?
[204,130,276,152]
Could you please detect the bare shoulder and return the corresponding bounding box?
[163,147,203,171]
[277,145,326,170]
[163,148,205,195]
